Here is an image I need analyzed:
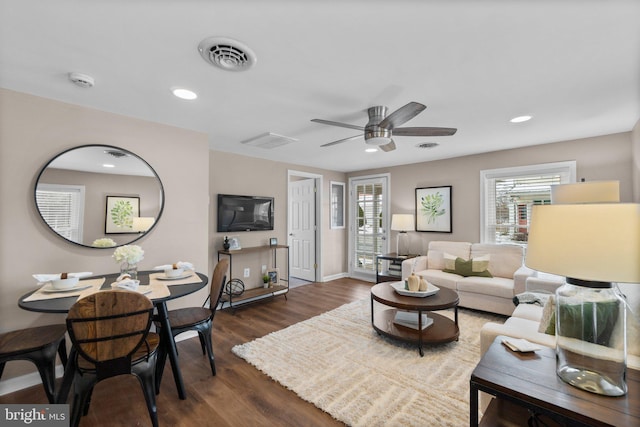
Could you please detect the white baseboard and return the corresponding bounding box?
[322,272,350,282]
[0,365,65,397]
[0,332,199,396]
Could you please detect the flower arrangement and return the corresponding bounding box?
[113,245,144,264]
[92,238,117,248]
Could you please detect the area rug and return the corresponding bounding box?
[232,299,504,426]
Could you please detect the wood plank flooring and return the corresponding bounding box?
[1,278,373,426]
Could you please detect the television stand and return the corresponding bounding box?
[217,245,289,310]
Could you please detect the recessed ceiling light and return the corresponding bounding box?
[172,88,198,100]
[103,164,115,168]
[365,148,378,153]
[510,115,532,123]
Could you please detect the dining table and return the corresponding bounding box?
[18,270,209,402]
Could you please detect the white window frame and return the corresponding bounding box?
[330,181,345,229]
[35,183,85,243]
[480,161,576,244]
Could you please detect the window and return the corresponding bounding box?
[35,184,85,243]
[480,161,576,244]
[330,181,345,229]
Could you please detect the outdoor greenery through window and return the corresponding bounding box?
[480,161,576,245]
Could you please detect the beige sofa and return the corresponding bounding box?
[401,241,531,316]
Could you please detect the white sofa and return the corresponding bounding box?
[401,241,532,316]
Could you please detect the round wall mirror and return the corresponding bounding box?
[34,144,165,249]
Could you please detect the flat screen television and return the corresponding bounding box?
[217,194,274,232]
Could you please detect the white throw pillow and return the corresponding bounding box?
[443,253,458,271]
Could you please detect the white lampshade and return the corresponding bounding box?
[132,216,155,232]
[551,181,620,204]
[525,204,640,283]
[390,214,414,232]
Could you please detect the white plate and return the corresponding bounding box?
[41,283,92,293]
[390,281,439,297]
[156,272,193,281]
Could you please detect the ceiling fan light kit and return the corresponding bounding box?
[312,101,456,152]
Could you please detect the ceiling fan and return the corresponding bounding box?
[311,102,457,152]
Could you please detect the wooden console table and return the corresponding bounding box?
[470,336,640,426]
[217,245,289,309]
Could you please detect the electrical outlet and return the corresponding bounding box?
[261,265,267,274]
[243,268,250,278]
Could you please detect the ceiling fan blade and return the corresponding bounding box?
[378,102,426,129]
[392,127,457,136]
[311,119,364,131]
[379,140,396,152]
[320,134,363,147]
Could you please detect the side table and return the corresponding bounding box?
[470,336,640,426]
[375,252,419,283]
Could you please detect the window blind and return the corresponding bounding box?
[36,184,85,242]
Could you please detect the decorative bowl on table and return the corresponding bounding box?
[390,281,439,297]
[164,268,185,278]
[51,277,80,290]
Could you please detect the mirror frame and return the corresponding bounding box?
[34,144,165,249]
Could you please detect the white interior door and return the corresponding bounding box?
[289,178,316,281]
[349,175,389,280]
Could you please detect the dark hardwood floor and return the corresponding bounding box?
[1,278,373,426]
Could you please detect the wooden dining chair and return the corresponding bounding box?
[66,290,159,427]
[155,259,229,389]
[0,324,67,403]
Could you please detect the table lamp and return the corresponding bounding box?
[390,214,414,256]
[132,217,155,233]
[526,199,640,396]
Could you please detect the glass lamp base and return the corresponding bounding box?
[557,365,627,396]
[555,279,627,396]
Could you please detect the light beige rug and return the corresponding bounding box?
[232,299,504,426]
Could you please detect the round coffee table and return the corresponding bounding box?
[370,281,459,356]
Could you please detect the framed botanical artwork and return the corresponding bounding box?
[105,196,140,234]
[330,181,345,229]
[415,186,452,233]
[267,268,279,285]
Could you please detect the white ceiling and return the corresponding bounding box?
[1,1,639,173]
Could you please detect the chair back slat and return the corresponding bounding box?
[209,259,229,311]
[67,291,153,364]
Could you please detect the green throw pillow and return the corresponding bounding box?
[443,257,493,278]
[557,301,619,346]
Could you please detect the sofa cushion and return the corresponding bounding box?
[457,276,515,299]
[512,303,543,322]
[426,241,471,270]
[471,243,524,279]
[443,257,493,278]
[417,269,459,291]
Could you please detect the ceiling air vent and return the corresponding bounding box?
[198,37,257,72]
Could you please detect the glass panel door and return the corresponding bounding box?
[350,176,389,279]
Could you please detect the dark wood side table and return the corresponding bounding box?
[470,336,640,426]
[375,252,419,283]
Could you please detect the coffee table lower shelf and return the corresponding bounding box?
[372,309,459,356]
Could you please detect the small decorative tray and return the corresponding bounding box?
[390,281,439,298]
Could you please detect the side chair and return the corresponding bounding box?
[66,290,159,427]
[0,324,68,403]
[155,258,229,390]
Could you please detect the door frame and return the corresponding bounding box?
[287,170,322,282]
[348,173,391,282]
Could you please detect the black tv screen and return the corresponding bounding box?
[217,194,274,232]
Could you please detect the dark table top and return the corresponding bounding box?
[371,281,459,311]
[18,271,208,313]
[471,336,640,427]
